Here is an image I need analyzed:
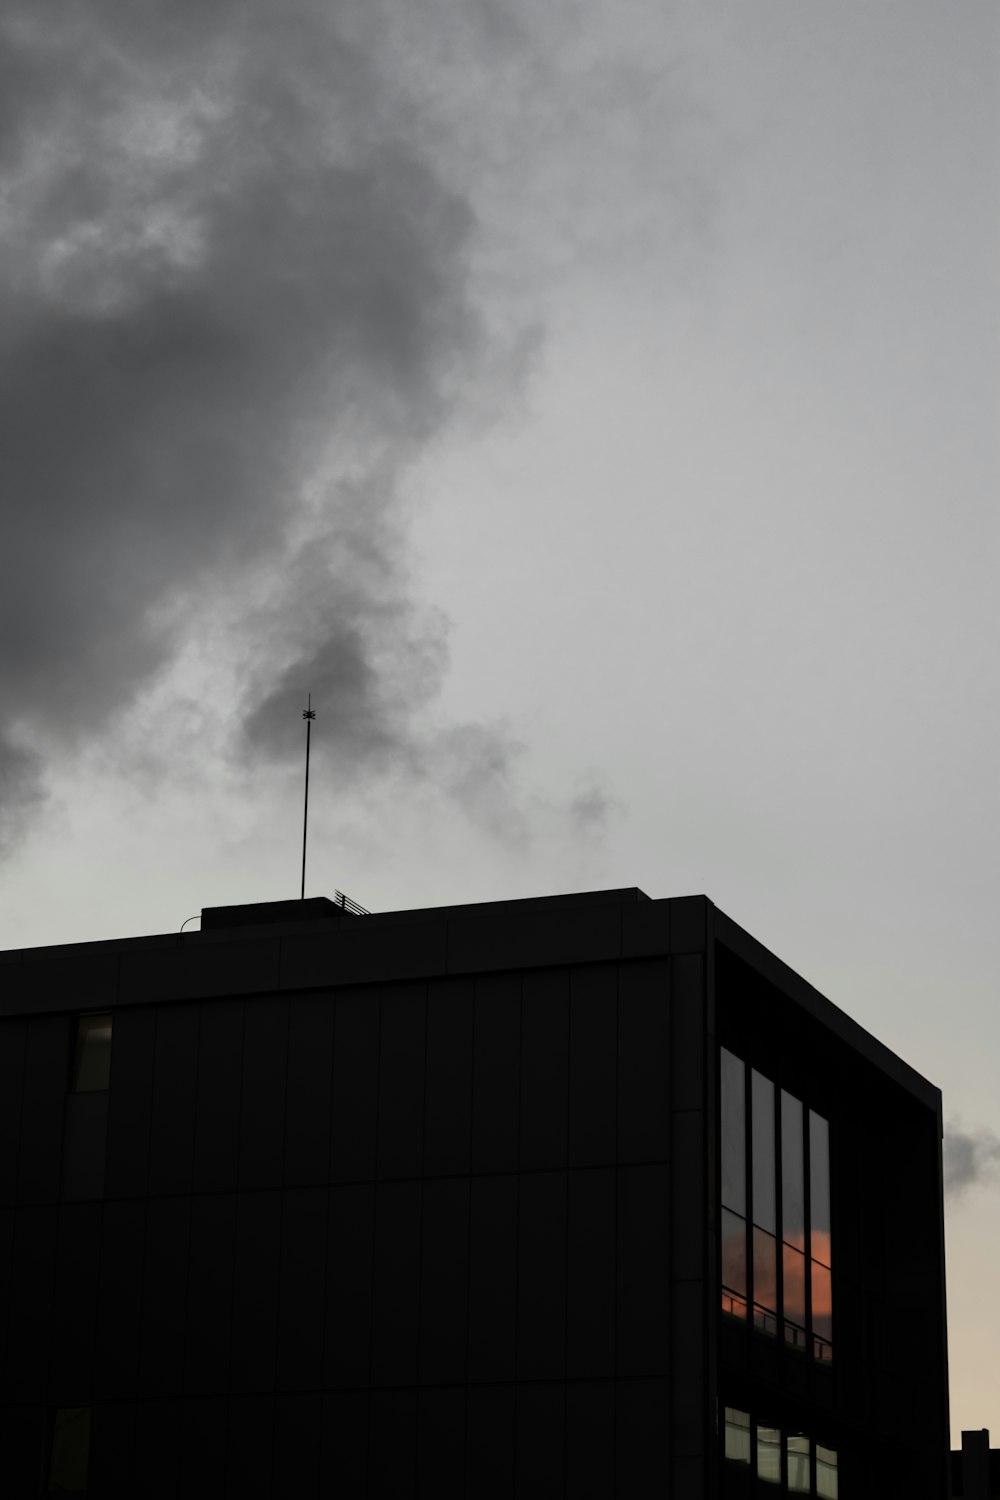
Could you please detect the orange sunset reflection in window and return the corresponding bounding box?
[720,1048,832,1361]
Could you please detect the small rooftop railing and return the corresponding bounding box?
[334,890,370,917]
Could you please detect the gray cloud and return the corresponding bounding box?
[944,1121,1000,1200]
[0,736,44,853]
[0,0,702,855]
[0,0,558,840]
[236,508,538,840]
[569,782,623,838]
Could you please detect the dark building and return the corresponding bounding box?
[0,887,949,1496]
[951,1430,1000,1499]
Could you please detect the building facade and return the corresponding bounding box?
[0,889,949,1496]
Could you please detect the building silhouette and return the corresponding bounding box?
[0,888,949,1496]
[952,1430,1000,1499]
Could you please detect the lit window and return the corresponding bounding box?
[726,1406,840,1496]
[48,1407,90,1493]
[787,1433,810,1494]
[817,1444,839,1498]
[756,1425,781,1485]
[72,1013,112,1092]
[724,1407,751,1465]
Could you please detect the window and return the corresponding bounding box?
[722,1407,838,1499]
[719,1049,832,1362]
[71,1013,112,1092]
[47,1406,90,1493]
[810,1110,833,1362]
[787,1434,811,1494]
[721,1048,746,1214]
[751,1071,778,1336]
[721,1208,747,1318]
[720,1049,747,1319]
[724,1407,751,1465]
[816,1445,839,1499]
[782,1091,806,1347]
[782,1243,807,1349]
[757,1426,781,1486]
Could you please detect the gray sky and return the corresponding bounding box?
[1,0,996,1440]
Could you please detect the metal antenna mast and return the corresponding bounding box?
[300,693,315,899]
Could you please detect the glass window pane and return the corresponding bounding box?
[48,1406,90,1492]
[752,1226,777,1335]
[812,1259,833,1347]
[721,1049,746,1215]
[787,1434,810,1494]
[783,1243,806,1348]
[721,1208,747,1318]
[724,1408,751,1465]
[810,1110,831,1265]
[71,1014,113,1092]
[781,1091,804,1249]
[752,1072,775,1232]
[817,1445,838,1499]
[756,1426,781,1485]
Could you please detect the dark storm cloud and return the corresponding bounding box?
[944,1121,1000,1200]
[239,487,449,777]
[238,497,534,839]
[0,0,572,839]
